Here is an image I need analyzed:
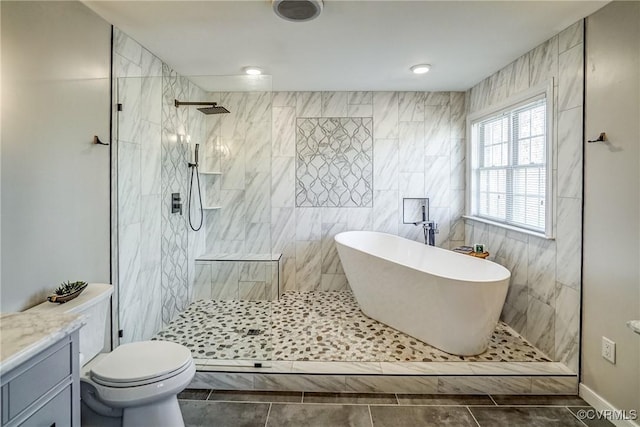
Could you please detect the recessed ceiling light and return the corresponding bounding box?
[243,66,263,75]
[410,64,431,74]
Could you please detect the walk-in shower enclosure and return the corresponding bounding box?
[112,28,275,362]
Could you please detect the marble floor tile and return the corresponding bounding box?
[437,376,532,395]
[491,394,587,406]
[345,375,438,394]
[370,406,478,427]
[567,407,616,427]
[468,362,572,375]
[380,362,473,375]
[178,389,211,400]
[176,390,598,427]
[208,390,302,403]
[469,406,584,427]
[179,400,269,427]
[189,372,255,391]
[531,376,578,394]
[396,394,495,406]
[266,403,371,427]
[292,361,383,375]
[302,392,397,405]
[254,374,346,392]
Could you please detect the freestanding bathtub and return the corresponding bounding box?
[335,231,511,356]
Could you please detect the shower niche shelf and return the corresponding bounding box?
[199,170,222,175]
[202,206,222,210]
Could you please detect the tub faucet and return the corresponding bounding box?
[411,203,437,245]
[413,220,438,246]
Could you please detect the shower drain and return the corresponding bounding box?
[246,329,262,336]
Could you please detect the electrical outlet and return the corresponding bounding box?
[602,337,616,364]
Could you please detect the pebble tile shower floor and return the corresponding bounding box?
[153,291,550,362]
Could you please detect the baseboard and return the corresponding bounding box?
[579,383,640,427]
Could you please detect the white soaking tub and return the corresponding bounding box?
[335,231,511,356]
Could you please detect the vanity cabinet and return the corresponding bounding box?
[1,331,80,427]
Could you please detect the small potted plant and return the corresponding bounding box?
[47,280,88,303]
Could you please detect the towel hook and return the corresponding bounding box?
[94,135,109,145]
[588,132,607,143]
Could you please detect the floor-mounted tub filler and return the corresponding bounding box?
[335,231,511,356]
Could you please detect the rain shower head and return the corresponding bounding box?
[197,105,230,115]
[174,99,230,115]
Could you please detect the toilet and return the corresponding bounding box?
[27,283,195,427]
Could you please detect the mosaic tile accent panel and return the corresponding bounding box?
[160,64,191,324]
[295,118,373,207]
[154,290,550,363]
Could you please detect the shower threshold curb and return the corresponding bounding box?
[188,360,577,395]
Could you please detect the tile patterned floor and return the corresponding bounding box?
[178,391,615,427]
[154,291,551,362]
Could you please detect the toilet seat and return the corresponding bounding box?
[90,341,192,387]
[81,341,196,410]
[92,359,193,388]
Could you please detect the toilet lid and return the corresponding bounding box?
[90,341,192,384]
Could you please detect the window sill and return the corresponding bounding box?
[462,215,555,241]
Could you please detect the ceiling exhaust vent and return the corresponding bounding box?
[273,0,323,22]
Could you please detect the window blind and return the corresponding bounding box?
[472,97,547,233]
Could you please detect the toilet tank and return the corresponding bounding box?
[27,283,113,365]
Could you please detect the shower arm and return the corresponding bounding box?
[175,100,219,107]
[175,99,230,115]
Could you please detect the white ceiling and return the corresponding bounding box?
[85,0,607,92]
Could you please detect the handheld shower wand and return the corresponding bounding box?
[188,143,203,231]
[189,143,199,168]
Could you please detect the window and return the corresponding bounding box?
[468,85,553,237]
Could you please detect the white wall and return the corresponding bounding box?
[0,1,111,311]
[582,0,640,413]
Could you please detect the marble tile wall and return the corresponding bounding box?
[190,371,578,395]
[186,83,208,305]
[160,66,209,324]
[202,91,272,257]
[115,21,581,372]
[272,91,465,292]
[465,20,584,372]
[114,28,206,340]
[193,261,279,301]
[188,91,273,300]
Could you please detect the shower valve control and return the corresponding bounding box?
[171,193,183,215]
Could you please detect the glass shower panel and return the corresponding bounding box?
[115,74,165,345]
[116,72,274,364]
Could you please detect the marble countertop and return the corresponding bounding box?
[0,312,85,374]
[627,320,640,335]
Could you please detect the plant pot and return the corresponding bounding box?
[47,282,88,303]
